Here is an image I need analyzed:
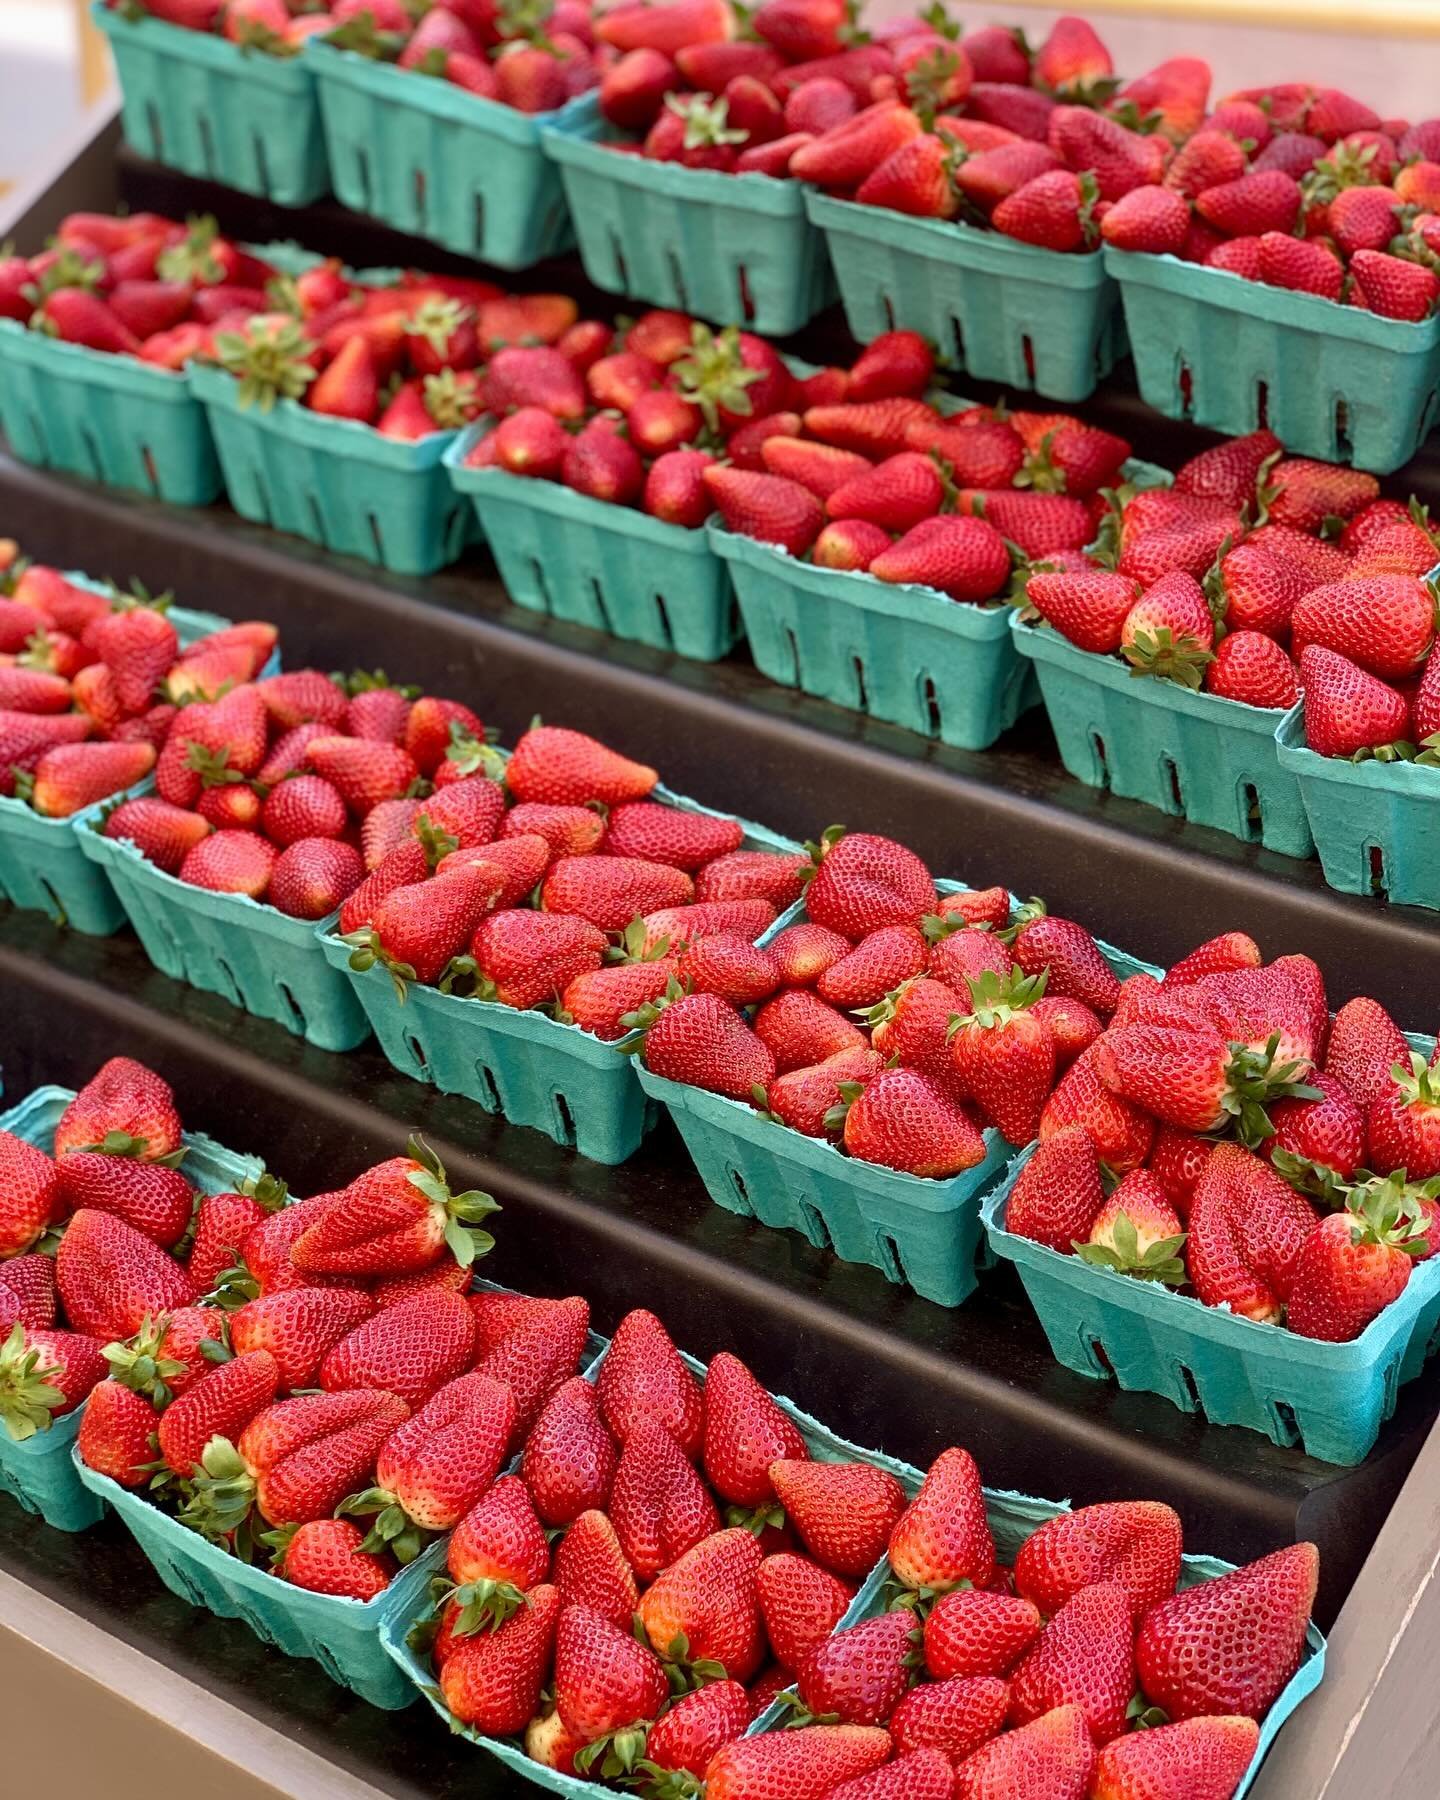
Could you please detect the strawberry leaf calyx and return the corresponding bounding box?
[1222,1034,1322,1147]
[0,1321,65,1442]
[1074,1210,1187,1285]
[338,1485,429,1564]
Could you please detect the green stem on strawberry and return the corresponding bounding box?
[0,1322,65,1442]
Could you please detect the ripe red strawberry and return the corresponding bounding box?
[1100,185,1190,253]
[551,1507,638,1631]
[269,838,365,921]
[1326,997,1409,1106]
[805,830,934,941]
[677,933,781,1008]
[1009,1581,1136,1745]
[559,959,682,1041]
[1204,632,1299,709]
[22,740,155,817]
[704,467,825,558]
[55,1209,194,1340]
[869,516,1012,602]
[1015,1500,1183,1618]
[1266,1070,1364,1190]
[1008,901,1122,1016]
[507,724,656,807]
[642,448,715,528]
[951,140,1064,211]
[596,1306,703,1455]
[763,1046,885,1137]
[75,1378,156,1487]
[523,1377,619,1526]
[642,993,777,1101]
[229,1287,373,1390]
[265,1517,392,1602]
[349,866,498,991]
[1366,1053,1440,1178]
[761,436,874,502]
[256,670,347,731]
[1293,576,1435,680]
[948,969,1057,1145]
[260,775,346,846]
[906,417,1026,489]
[291,1137,498,1278]
[1136,1542,1318,1721]
[1351,249,1440,320]
[889,1675,1009,1763]
[227,1387,412,1530]
[157,1347,279,1478]
[1266,458,1379,533]
[440,1583,561,1734]
[791,101,924,190]
[1079,1172,1186,1282]
[644,899,779,956]
[704,1725,893,1800]
[1300,646,1410,759]
[503,801,606,858]
[857,135,961,220]
[0,664,73,720]
[924,1588,1042,1680]
[358,1369,513,1546]
[540,854,692,930]
[638,1526,765,1682]
[1049,106,1161,202]
[473,1293,589,1434]
[1005,1129,1105,1252]
[1257,230,1344,299]
[469,909,609,1008]
[1187,1144,1318,1321]
[927,928,1011,996]
[301,736,418,814]
[702,1351,808,1511]
[756,1551,856,1670]
[319,1288,476,1409]
[770,1458,908,1578]
[553,1601,669,1748]
[101,797,210,874]
[952,1703,1095,1800]
[0,1324,105,1437]
[1040,1044,1156,1173]
[54,1151,193,1248]
[1090,1714,1262,1800]
[176,828,274,898]
[804,398,940,459]
[796,1609,914,1727]
[816,926,927,1011]
[1026,570,1140,654]
[992,169,1100,250]
[602,801,741,872]
[0,1254,56,1329]
[1287,1178,1427,1341]
[1196,169,1302,235]
[0,1133,59,1260]
[889,1445,995,1593]
[1173,429,1284,508]
[841,1067,988,1176]
[447,1471,550,1619]
[1095,1021,1316,1141]
[645,1678,751,1780]
[694,848,812,910]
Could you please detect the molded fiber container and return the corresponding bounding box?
[189,360,473,576]
[93,4,329,206]
[638,883,1158,1307]
[0,590,263,934]
[1012,615,1314,858]
[0,1085,263,1532]
[379,1346,919,1794]
[0,318,221,504]
[316,785,800,1164]
[1104,246,1440,474]
[808,190,1123,402]
[983,1123,1440,1465]
[74,791,369,1051]
[541,123,835,336]
[445,426,737,661]
[1275,705,1440,908]
[307,41,597,268]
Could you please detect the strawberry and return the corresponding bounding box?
[259,776,346,846]
[924,1588,1042,1679]
[447,1470,550,1617]
[1326,997,1409,1106]
[223,1387,412,1531]
[1090,1715,1261,1800]
[1173,429,1283,508]
[1257,231,1343,299]
[869,516,1012,602]
[889,1445,995,1593]
[563,427,645,505]
[346,866,498,992]
[540,854,692,929]
[55,1209,193,1340]
[355,1369,514,1550]
[1100,185,1190,254]
[54,1151,193,1248]
[596,1307,703,1455]
[550,1509,637,1633]
[1026,569,1140,654]
[992,169,1101,251]
[1366,1053,1440,1178]
[762,436,874,501]
[229,1287,374,1390]
[1096,1020,1317,1142]
[948,969,1057,1145]
[1293,576,1435,680]
[1030,994,1102,1068]
[644,448,715,528]
[791,102,923,190]
[1040,1043,1156,1172]
[1049,106,1161,203]
[0,1133,59,1259]
[1196,170,1302,235]
[507,724,656,807]
[704,1725,894,1800]
[796,1609,914,1727]
[906,418,1026,488]
[467,909,609,1008]
[265,1518,392,1602]
[638,1526,765,1682]
[645,1678,751,1779]
[1009,1582,1135,1745]
[270,839,365,921]
[33,288,139,354]
[805,830,934,941]
[21,740,154,817]
[1078,1173,1186,1283]
[559,960,682,1041]
[642,899,778,956]
[302,736,418,814]
[1007,901,1121,1017]
[1266,458,1379,533]
[953,141,1063,211]
[75,1378,156,1487]
[756,1550,856,1670]
[695,848,813,909]
[952,1704,1095,1800]
[157,1346,279,1479]
[926,931,1010,997]
[0,1255,55,1329]
[1287,1177,1428,1341]
[816,927,927,1011]
[702,1350,808,1512]
[1327,185,1400,258]
[1300,646,1410,758]
[473,1293,590,1433]
[705,467,825,557]
[763,1046,885,1137]
[857,136,961,220]
[440,1584,561,1735]
[678,934,781,1007]
[1136,1542,1318,1721]
[1034,13,1112,93]
[554,1601,669,1755]
[1146,1126,1213,1218]
[291,1136,498,1278]
[804,398,940,459]
[889,1676,1009,1762]
[869,973,967,1083]
[0,666,73,715]
[1206,543,1309,641]
[1005,1128,1105,1252]
[523,1377,619,1526]
[1266,1070,1364,1191]
[1187,1144,1318,1321]
[1015,1500,1182,1618]
[769,1458,908,1578]
[1350,249,1440,320]
[838,1068,987,1177]
[642,993,777,1100]
[319,1288,476,1409]
[504,801,607,858]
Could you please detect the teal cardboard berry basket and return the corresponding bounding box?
[1011,615,1314,859]
[1274,704,1440,909]
[983,1114,1440,1466]
[1103,247,1440,475]
[0,317,222,505]
[807,190,1124,402]
[541,123,835,337]
[306,41,599,269]
[0,584,265,935]
[74,786,370,1052]
[93,3,329,206]
[637,883,1158,1307]
[0,1083,263,1533]
[444,425,737,662]
[316,785,801,1165]
[188,359,475,577]
[74,1277,602,1705]
[377,1342,917,1795]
